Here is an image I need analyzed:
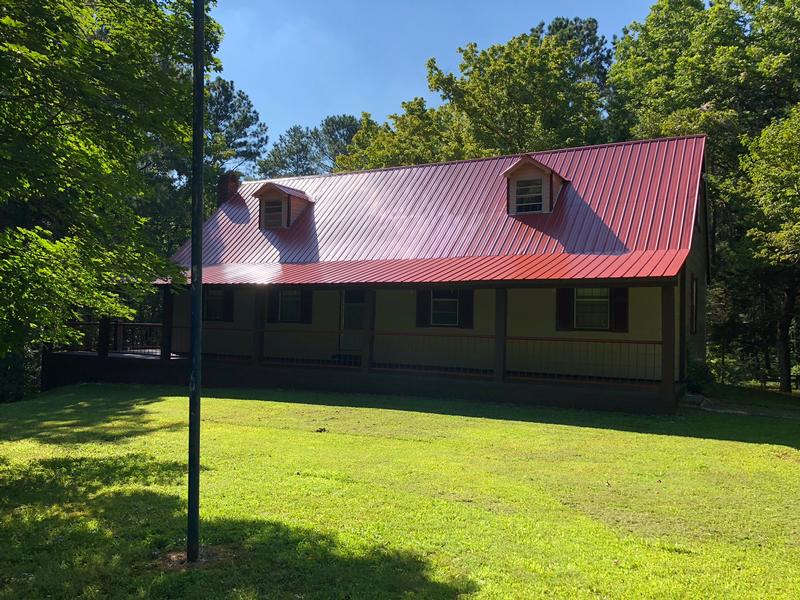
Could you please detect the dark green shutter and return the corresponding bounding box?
[266,288,279,322]
[556,288,574,331]
[416,290,431,327]
[610,288,629,332]
[458,290,474,329]
[223,288,235,322]
[300,289,313,324]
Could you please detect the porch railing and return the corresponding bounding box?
[371,331,494,376]
[61,321,665,384]
[506,336,661,382]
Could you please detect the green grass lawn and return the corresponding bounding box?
[1,384,799,599]
[705,381,800,412]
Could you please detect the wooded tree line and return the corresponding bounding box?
[1,0,798,398]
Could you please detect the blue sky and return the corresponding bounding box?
[211,1,653,142]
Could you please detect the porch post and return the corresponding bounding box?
[160,286,173,361]
[678,268,686,382]
[97,317,110,359]
[494,287,507,382]
[252,287,266,364]
[361,289,376,373]
[661,285,676,407]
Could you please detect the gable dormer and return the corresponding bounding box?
[253,182,312,229]
[502,155,567,215]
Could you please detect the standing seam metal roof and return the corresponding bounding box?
[172,135,706,285]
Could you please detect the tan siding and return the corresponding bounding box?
[372,289,495,370]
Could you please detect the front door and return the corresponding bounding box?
[340,289,366,352]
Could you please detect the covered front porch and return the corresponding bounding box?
[49,278,691,412]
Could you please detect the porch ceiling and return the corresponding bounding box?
[176,249,688,286]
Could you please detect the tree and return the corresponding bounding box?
[206,77,269,174]
[259,114,358,177]
[546,17,613,89]
[136,76,269,258]
[742,104,800,391]
[335,101,485,171]
[427,22,607,153]
[0,0,222,356]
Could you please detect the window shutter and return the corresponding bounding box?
[555,288,574,331]
[458,290,474,329]
[266,288,279,322]
[610,288,629,332]
[416,290,431,327]
[300,289,313,324]
[223,288,235,322]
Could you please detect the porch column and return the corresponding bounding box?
[160,287,173,361]
[361,289,376,373]
[97,317,110,359]
[252,287,266,364]
[678,269,686,381]
[661,285,676,406]
[494,288,507,382]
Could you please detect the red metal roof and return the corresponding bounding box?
[172,135,705,285]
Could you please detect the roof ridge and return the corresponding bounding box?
[242,134,707,184]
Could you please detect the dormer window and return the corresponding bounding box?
[515,178,544,213]
[254,181,313,230]
[260,197,285,229]
[502,155,568,216]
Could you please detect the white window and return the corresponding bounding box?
[431,290,459,326]
[278,289,302,322]
[515,178,543,213]
[260,198,284,228]
[574,288,610,330]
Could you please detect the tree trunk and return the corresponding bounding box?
[776,287,796,393]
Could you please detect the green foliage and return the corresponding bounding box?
[0,346,40,402]
[0,0,225,352]
[427,23,606,153]
[136,76,269,257]
[335,102,486,171]
[205,77,270,174]
[259,114,359,177]
[743,104,800,268]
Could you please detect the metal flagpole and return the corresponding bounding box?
[187,0,205,564]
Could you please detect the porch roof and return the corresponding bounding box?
[181,249,688,286]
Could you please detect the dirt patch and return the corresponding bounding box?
[157,545,236,572]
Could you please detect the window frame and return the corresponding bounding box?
[514,177,544,214]
[259,197,285,229]
[278,289,303,323]
[203,286,234,322]
[430,290,460,327]
[573,288,611,331]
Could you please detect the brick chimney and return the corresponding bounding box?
[216,171,240,206]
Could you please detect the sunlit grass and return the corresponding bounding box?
[1,383,799,598]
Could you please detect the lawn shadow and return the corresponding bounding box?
[0,383,183,445]
[0,454,475,599]
[202,386,800,449]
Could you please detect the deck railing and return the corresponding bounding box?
[111,322,162,356]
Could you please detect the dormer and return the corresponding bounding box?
[502,155,567,215]
[253,182,312,229]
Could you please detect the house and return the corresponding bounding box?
[46,135,708,413]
